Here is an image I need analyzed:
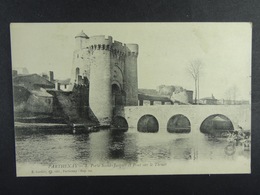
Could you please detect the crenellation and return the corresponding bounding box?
[127,51,138,57]
[90,44,112,51]
[89,35,113,46]
[113,40,123,46]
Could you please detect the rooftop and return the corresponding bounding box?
[138,89,172,103]
[56,78,70,85]
[31,89,53,97]
[200,94,217,100]
[13,74,55,88]
[75,30,89,39]
[138,89,168,98]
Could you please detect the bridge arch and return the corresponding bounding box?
[111,116,128,131]
[200,114,234,134]
[137,114,159,133]
[167,114,191,133]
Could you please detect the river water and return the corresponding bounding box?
[15,128,250,176]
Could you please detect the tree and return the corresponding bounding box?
[225,85,239,104]
[187,60,203,104]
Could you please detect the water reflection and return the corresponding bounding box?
[108,130,138,161]
[16,131,91,165]
[170,138,193,160]
[71,134,90,162]
[15,128,250,166]
[108,130,126,159]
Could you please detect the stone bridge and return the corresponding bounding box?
[116,105,251,134]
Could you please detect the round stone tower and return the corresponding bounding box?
[75,30,89,49]
[125,44,139,106]
[89,35,113,126]
[70,31,89,84]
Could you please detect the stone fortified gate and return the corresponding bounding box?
[71,32,139,126]
[117,105,251,134]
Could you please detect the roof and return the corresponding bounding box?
[200,97,218,100]
[56,78,70,85]
[31,89,53,97]
[13,74,55,88]
[75,30,89,39]
[138,88,168,97]
[138,89,172,102]
[13,85,31,103]
[200,94,217,100]
[200,97,214,100]
[204,94,216,100]
[138,94,172,102]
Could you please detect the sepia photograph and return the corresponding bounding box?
[11,23,251,176]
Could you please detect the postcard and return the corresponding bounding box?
[11,23,251,176]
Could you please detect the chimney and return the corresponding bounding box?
[12,70,18,77]
[49,71,54,82]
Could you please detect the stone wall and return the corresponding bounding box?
[48,85,98,124]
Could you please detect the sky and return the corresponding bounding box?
[10,23,251,101]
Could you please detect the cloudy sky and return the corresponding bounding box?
[11,23,251,100]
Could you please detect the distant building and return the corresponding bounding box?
[13,74,55,91]
[158,85,193,104]
[171,89,193,104]
[13,67,29,75]
[138,85,193,106]
[200,94,218,105]
[55,78,72,91]
[200,94,250,105]
[217,99,250,105]
[138,89,173,106]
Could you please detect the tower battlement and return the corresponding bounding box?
[88,35,112,46]
[112,41,126,55]
[126,44,139,57]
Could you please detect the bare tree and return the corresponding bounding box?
[225,89,232,101]
[231,85,239,102]
[225,85,239,104]
[187,60,203,104]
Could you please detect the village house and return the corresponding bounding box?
[200,94,218,105]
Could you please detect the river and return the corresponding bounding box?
[15,128,250,176]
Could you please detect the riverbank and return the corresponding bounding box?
[14,122,100,134]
